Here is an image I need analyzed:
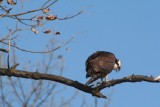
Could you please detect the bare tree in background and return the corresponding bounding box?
[0,0,82,107]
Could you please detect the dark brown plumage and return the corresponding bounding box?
[85,51,121,86]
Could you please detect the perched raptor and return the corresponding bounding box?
[85,51,121,86]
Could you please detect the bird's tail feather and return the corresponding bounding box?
[85,74,102,86]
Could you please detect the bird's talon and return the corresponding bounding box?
[105,81,111,85]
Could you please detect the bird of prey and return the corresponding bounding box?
[85,51,121,86]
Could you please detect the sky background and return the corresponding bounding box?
[58,1,160,106]
[1,0,160,107]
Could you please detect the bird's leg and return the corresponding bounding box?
[100,77,105,84]
[105,75,109,81]
[89,80,101,87]
[101,75,107,83]
[102,75,111,85]
[96,81,101,86]
[101,77,104,83]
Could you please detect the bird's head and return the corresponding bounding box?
[114,59,121,72]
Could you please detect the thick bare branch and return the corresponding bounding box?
[0,68,160,99]
[0,68,106,98]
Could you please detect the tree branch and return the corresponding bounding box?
[0,0,58,17]
[0,35,75,54]
[0,68,106,98]
[0,68,159,99]
[96,75,160,91]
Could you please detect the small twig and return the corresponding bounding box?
[0,5,12,13]
[7,30,11,69]
[8,77,24,105]
[0,78,13,107]
[35,84,56,107]
[0,48,8,53]
[43,0,58,9]
[10,63,19,69]
[14,16,36,21]
[0,36,10,42]
[1,33,79,54]
[0,0,58,17]
[57,11,83,20]
[0,29,22,43]
[58,91,78,107]
[41,0,52,8]
[14,16,37,27]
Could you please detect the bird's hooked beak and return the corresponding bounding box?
[115,59,121,72]
[116,66,121,72]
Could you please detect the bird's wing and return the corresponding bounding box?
[91,55,115,74]
[85,51,102,77]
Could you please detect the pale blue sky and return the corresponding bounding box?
[1,0,160,107]
[57,0,160,107]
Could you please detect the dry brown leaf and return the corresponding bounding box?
[65,48,70,51]
[0,0,3,4]
[31,28,38,35]
[36,16,43,26]
[43,8,50,13]
[46,15,57,20]
[7,0,16,5]
[37,16,44,20]
[36,20,42,26]
[55,31,60,35]
[43,30,51,34]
